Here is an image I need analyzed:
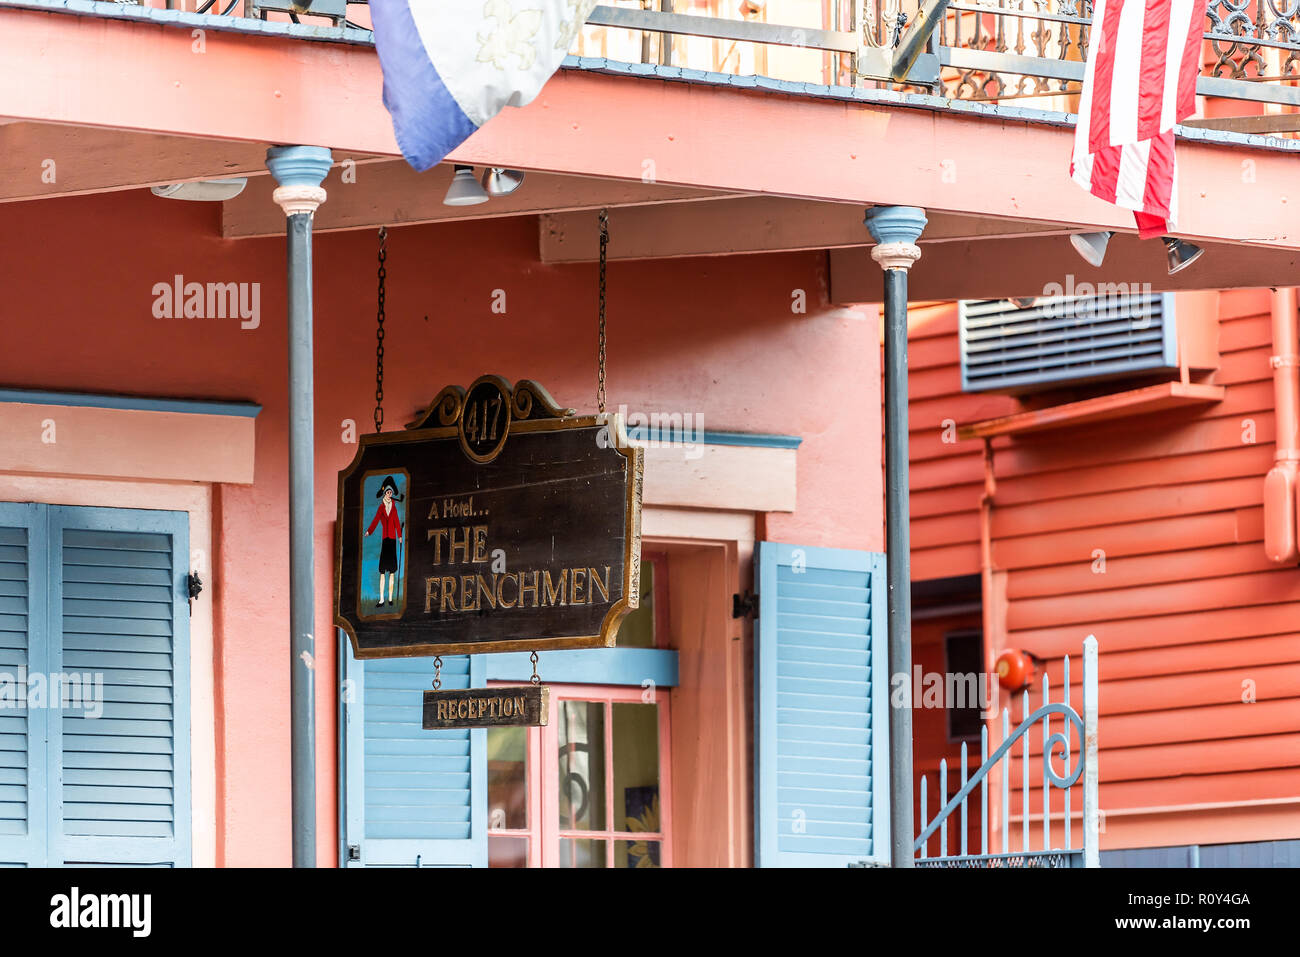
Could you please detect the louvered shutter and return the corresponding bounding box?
[754,542,890,867]
[959,293,1178,393]
[0,504,48,867]
[49,506,191,866]
[341,638,486,867]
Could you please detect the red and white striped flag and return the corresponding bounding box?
[1070,0,1207,238]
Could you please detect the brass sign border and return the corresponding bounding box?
[334,385,643,660]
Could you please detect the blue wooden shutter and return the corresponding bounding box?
[49,506,191,866]
[341,639,486,867]
[0,504,49,867]
[754,542,890,867]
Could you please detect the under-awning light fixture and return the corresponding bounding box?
[444,165,490,206]
[151,178,248,202]
[1007,297,1040,309]
[481,167,525,197]
[1069,230,1113,268]
[1163,236,1204,275]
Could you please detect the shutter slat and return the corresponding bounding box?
[61,566,171,587]
[62,530,171,552]
[61,617,172,638]
[60,548,171,570]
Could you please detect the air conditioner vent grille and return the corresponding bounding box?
[959,293,1179,393]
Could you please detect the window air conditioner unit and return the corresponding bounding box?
[959,292,1179,394]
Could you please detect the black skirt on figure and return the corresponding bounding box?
[379,537,399,574]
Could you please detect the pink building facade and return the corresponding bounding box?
[1,1,1298,868]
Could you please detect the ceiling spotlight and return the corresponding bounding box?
[1006,297,1040,309]
[443,165,489,206]
[1162,236,1204,275]
[151,178,248,202]
[1069,230,1113,268]
[481,168,525,197]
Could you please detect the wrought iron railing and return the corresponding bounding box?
[12,0,1300,111]
[914,635,1099,868]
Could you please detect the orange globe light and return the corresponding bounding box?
[995,649,1036,693]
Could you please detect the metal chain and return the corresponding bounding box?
[597,208,608,414]
[375,226,388,433]
[432,655,442,691]
[530,651,540,686]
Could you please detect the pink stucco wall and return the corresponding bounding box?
[0,187,882,864]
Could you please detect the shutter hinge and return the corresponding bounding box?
[186,572,204,612]
[347,844,361,862]
[732,590,758,620]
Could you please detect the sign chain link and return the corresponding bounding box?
[375,226,388,433]
[431,655,442,692]
[597,208,608,414]
[530,651,540,686]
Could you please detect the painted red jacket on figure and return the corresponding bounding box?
[367,503,402,539]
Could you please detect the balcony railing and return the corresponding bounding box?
[10,0,1300,112]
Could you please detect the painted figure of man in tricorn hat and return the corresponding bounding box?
[365,475,404,608]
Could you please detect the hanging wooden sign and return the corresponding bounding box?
[422,685,549,729]
[334,375,644,659]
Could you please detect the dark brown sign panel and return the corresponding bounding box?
[335,376,643,659]
[423,685,549,729]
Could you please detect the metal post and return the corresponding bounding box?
[866,205,927,868]
[1082,634,1100,868]
[267,144,334,868]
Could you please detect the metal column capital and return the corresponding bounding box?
[865,206,927,272]
[268,145,333,216]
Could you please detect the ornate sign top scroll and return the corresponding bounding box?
[334,376,644,659]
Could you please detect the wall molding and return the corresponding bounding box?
[0,391,259,485]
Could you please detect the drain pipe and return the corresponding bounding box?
[1264,286,1300,564]
[978,437,1001,850]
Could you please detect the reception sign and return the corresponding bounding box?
[335,376,643,659]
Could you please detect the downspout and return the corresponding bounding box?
[978,437,1000,851]
[1264,286,1299,564]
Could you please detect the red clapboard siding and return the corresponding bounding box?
[896,301,1300,846]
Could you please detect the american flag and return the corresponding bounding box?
[1070,0,1207,238]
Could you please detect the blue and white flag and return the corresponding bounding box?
[371,0,598,171]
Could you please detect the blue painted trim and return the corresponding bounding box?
[341,633,364,868]
[0,503,48,867]
[865,206,928,246]
[0,387,261,418]
[625,426,801,450]
[561,58,1300,154]
[486,648,678,688]
[267,145,334,187]
[0,0,375,45]
[754,541,778,868]
[868,550,891,867]
[337,630,349,869]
